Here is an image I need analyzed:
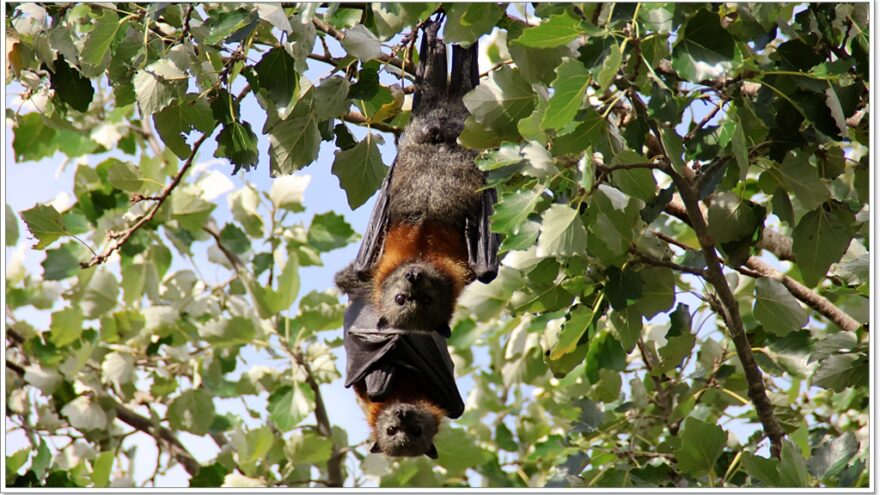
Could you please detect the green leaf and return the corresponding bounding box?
[791,202,854,287]
[706,192,764,244]
[268,249,300,313]
[639,4,675,33]
[202,8,258,45]
[31,440,51,478]
[778,439,811,487]
[49,57,94,112]
[49,306,84,347]
[6,449,29,481]
[656,304,694,373]
[12,113,58,162]
[219,223,250,254]
[268,106,321,175]
[134,59,186,116]
[233,426,275,469]
[106,159,146,193]
[444,3,503,47]
[609,305,643,353]
[596,43,622,93]
[811,353,868,392]
[267,384,315,431]
[307,212,358,252]
[313,77,351,120]
[42,242,86,280]
[605,266,644,311]
[170,188,216,233]
[167,389,215,435]
[630,267,675,318]
[463,66,535,135]
[198,316,257,348]
[20,204,68,249]
[674,417,726,476]
[541,59,590,130]
[81,270,120,318]
[215,121,259,173]
[285,431,333,465]
[330,133,387,209]
[5,204,19,246]
[343,24,382,61]
[189,463,230,488]
[753,277,807,337]
[807,432,859,480]
[492,187,542,234]
[550,305,592,359]
[514,12,584,48]
[671,8,737,82]
[763,152,830,211]
[255,47,298,110]
[659,127,685,174]
[90,451,113,488]
[536,203,588,258]
[608,152,657,203]
[295,290,345,332]
[809,332,857,364]
[741,452,781,486]
[154,96,216,159]
[80,10,124,77]
[434,427,493,478]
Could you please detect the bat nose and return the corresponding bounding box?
[395,408,411,420]
[405,267,423,284]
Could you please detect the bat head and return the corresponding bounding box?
[377,262,454,337]
[371,401,440,458]
[401,106,466,147]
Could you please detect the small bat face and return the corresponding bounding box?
[372,402,439,458]
[402,107,464,146]
[378,262,454,336]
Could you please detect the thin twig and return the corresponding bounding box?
[632,250,706,277]
[81,132,213,268]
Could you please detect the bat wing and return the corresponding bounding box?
[412,19,447,116]
[351,163,394,278]
[343,297,465,419]
[466,187,501,284]
[451,37,500,283]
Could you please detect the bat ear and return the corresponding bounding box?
[425,444,439,459]
[377,317,389,330]
[436,323,451,338]
[370,442,382,454]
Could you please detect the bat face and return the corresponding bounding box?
[402,106,465,146]
[377,262,454,336]
[372,401,440,458]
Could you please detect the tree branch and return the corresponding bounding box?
[311,17,416,78]
[5,360,202,476]
[293,351,344,487]
[631,249,706,277]
[81,131,213,269]
[741,257,861,332]
[341,111,400,136]
[664,198,795,262]
[666,170,786,459]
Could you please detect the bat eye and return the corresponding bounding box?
[419,295,432,305]
[386,426,398,436]
[394,294,406,305]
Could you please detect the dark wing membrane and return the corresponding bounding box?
[411,19,447,116]
[449,43,479,98]
[343,297,465,418]
[352,166,393,278]
[467,187,501,283]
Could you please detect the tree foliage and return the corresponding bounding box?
[4,2,870,488]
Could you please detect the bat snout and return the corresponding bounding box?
[404,267,424,284]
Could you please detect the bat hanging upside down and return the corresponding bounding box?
[336,18,500,458]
